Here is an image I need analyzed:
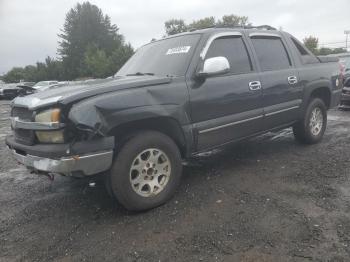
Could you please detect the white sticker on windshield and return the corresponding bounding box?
[166,46,191,55]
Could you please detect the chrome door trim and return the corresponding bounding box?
[198,115,263,134]
[265,106,300,117]
[200,32,243,59]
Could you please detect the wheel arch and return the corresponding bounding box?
[108,116,189,158]
[309,86,331,109]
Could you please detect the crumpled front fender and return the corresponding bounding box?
[68,83,191,137]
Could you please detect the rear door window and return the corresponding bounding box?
[251,37,291,71]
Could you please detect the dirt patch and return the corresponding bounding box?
[1,100,350,261]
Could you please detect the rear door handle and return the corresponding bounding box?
[288,76,298,85]
[249,81,261,91]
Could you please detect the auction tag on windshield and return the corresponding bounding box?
[166,46,191,55]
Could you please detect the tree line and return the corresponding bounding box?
[2,2,134,83]
[1,1,346,83]
[1,2,252,84]
[164,15,250,35]
[303,36,347,56]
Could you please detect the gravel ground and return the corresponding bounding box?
[1,99,350,262]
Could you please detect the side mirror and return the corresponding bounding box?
[197,56,230,78]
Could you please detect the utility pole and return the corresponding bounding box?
[345,30,350,51]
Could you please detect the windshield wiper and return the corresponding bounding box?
[126,72,155,76]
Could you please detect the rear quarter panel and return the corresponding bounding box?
[282,32,341,112]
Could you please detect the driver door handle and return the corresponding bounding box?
[288,76,298,85]
[249,81,261,91]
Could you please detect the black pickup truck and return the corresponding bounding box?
[6,27,342,211]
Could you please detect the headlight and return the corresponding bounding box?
[35,108,61,123]
[35,108,64,143]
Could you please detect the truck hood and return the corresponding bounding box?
[12,76,172,110]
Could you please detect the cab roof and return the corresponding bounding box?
[162,25,283,39]
[143,25,285,49]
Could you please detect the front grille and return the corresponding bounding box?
[3,90,18,96]
[14,129,35,145]
[11,106,35,145]
[11,107,34,121]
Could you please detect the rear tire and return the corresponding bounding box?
[293,98,327,144]
[107,131,182,211]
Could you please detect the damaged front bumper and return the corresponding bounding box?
[6,136,115,177]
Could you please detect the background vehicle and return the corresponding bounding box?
[20,81,68,96]
[6,27,343,211]
[330,53,350,109]
[0,83,21,99]
[32,81,59,91]
[329,52,350,76]
[340,78,350,109]
[0,82,34,99]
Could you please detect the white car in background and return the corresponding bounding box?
[32,81,59,91]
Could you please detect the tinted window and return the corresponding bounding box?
[206,36,252,74]
[117,34,201,77]
[290,37,319,64]
[291,38,308,55]
[251,37,291,71]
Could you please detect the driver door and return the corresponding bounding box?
[188,33,264,151]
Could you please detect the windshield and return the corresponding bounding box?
[116,34,201,77]
[34,81,49,87]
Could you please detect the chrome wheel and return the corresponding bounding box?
[309,107,323,136]
[129,148,171,197]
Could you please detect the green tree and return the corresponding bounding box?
[317,47,347,56]
[318,47,333,56]
[164,14,251,36]
[3,2,133,83]
[22,65,38,82]
[44,57,63,80]
[108,43,134,75]
[330,47,347,54]
[58,1,132,79]
[84,45,111,78]
[165,19,187,35]
[303,36,319,55]
[188,16,216,30]
[2,67,26,83]
[2,56,65,83]
[217,14,250,27]
[302,36,347,56]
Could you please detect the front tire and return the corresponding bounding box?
[108,131,182,211]
[293,98,327,144]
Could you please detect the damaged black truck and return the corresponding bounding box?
[6,28,343,211]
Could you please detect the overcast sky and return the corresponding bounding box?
[0,0,349,74]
